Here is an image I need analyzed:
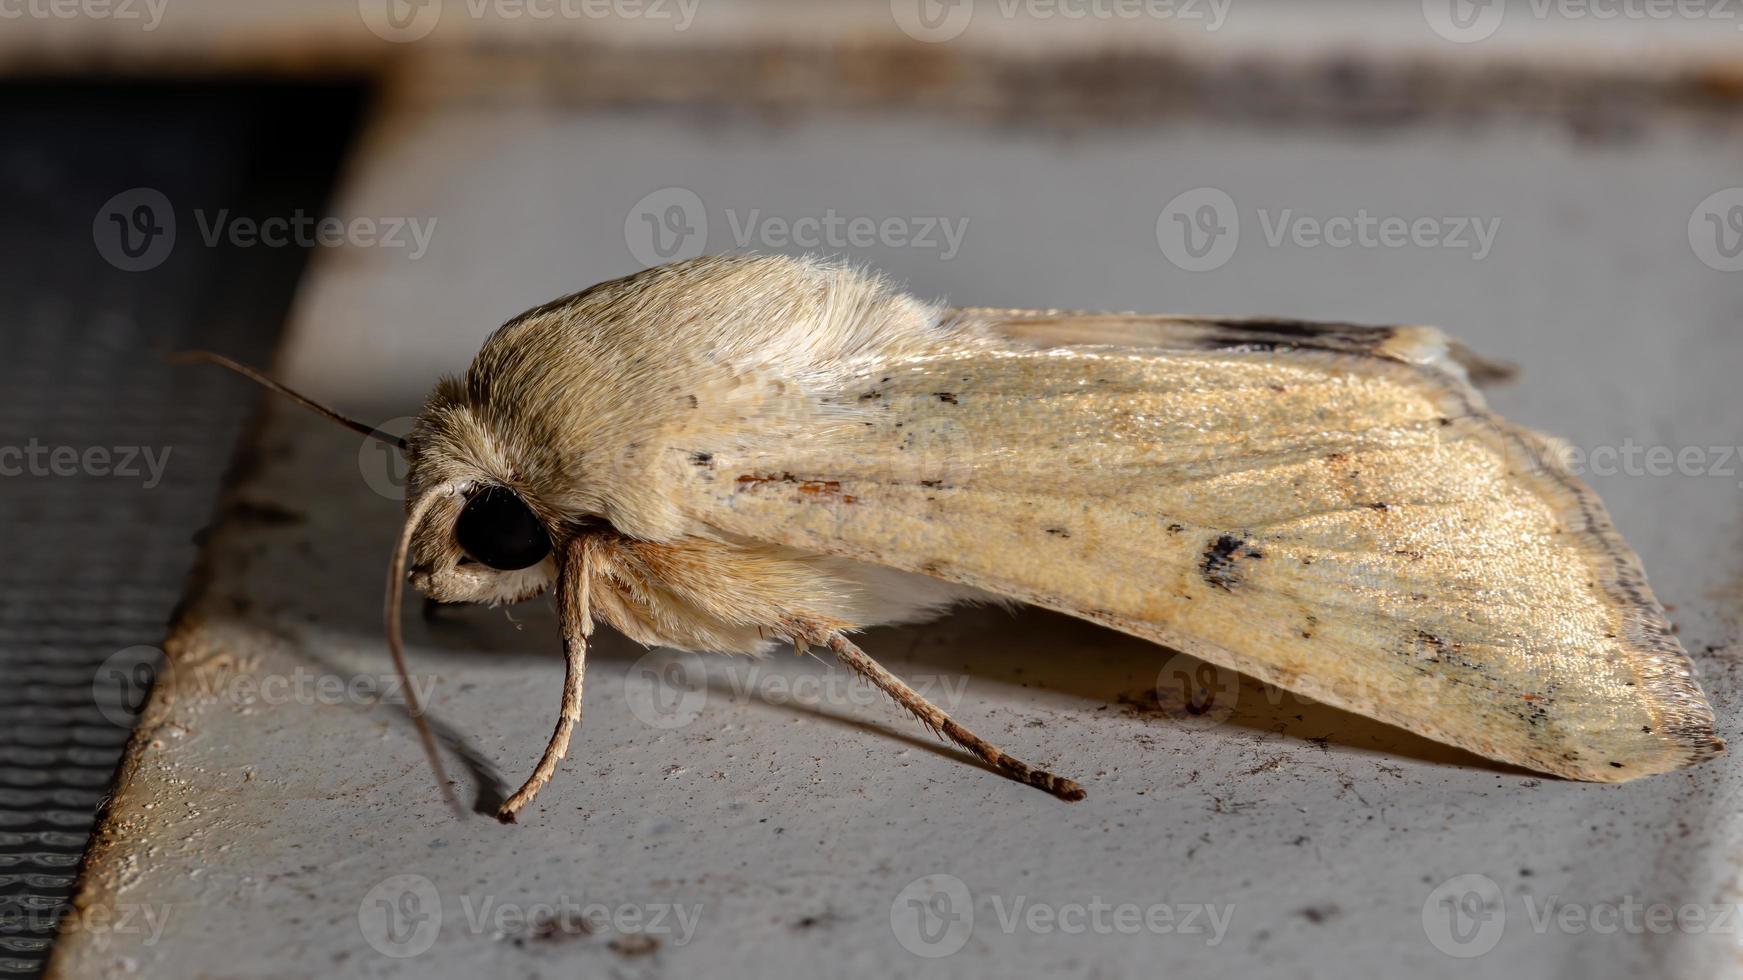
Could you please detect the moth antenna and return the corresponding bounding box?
[497,535,594,823]
[168,350,409,451]
[387,486,465,818]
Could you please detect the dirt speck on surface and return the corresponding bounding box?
[512,911,595,947]
[1241,754,1291,776]
[1116,688,1168,716]
[609,934,660,957]
[790,910,840,931]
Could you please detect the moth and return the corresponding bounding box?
[187,253,1721,822]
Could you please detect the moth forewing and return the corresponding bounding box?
[668,281,1720,784]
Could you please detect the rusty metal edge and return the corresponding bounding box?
[2,36,1741,131]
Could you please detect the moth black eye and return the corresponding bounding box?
[455,486,551,571]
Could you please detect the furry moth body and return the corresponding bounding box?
[206,253,1724,820]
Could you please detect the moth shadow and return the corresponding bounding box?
[308,538,1521,792]
[864,603,1530,778]
[288,630,515,817]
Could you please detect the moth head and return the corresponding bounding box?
[396,412,563,608]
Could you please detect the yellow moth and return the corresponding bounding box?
[187,253,1722,821]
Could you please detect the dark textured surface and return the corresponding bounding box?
[0,81,360,976]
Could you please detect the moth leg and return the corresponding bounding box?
[497,537,595,823]
[819,632,1086,802]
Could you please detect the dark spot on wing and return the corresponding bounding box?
[934,392,958,404]
[1413,631,1448,661]
[1202,534,1262,591]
